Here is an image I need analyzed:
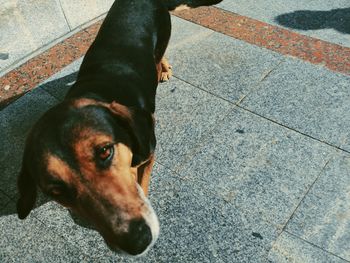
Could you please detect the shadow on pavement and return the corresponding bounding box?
[275,7,350,34]
[0,72,77,217]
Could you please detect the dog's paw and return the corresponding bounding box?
[160,58,172,82]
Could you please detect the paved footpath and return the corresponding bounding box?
[1,1,350,262]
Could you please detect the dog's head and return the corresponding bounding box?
[16,98,158,255]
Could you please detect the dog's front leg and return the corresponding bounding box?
[137,154,155,196]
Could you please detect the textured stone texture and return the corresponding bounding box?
[0,88,58,197]
[167,31,282,103]
[60,0,114,29]
[217,0,350,47]
[178,107,335,228]
[0,0,69,72]
[268,231,348,263]
[286,154,350,261]
[155,77,232,170]
[0,213,87,262]
[242,57,350,152]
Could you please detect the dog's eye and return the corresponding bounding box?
[96,144,114,162]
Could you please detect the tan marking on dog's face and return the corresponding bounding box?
[40,106,159,254]
[47,155,75,184]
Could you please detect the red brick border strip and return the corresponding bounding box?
[1,7,350,108]
[0,21,102,108]
[173,7,350,76]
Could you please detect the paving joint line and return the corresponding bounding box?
[172,75,350,155]
[236,59,285,105]
[236,105,350,155]
[284,230,350,262]
[58,0,72,31]
[32,212,92,259]
[275,156,332,237]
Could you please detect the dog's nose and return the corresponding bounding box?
[120,219,153,255]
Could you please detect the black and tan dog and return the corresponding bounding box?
[16,0,222,256]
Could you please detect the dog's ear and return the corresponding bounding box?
[109,102,156,166]
[17,158,37,219]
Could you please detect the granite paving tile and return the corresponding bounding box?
[0,0,70,72]
[25,163,279,262]
[0,88,59,197]
[60,0,114,29]
[155,77,232,170]
[178,107,334,229]
[241,57,350,152]
[217,0,350,47]
[168,16,215,50]
[0,191,11,211]
[166,31,283,103]
[144,164,280,263]
[0,212,87,262]
[40,57,83,100]
[30,201,118,261]
[286,154,350,261]
[268,231,348,263]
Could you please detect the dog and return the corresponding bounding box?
[16,0,222,256]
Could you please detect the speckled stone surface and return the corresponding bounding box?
[268,232,348,263]
[155,77,232,170]
[2,4,350,109]
[217,0,350,48]
[174,7,350,76]
[0,88,58,197]
[0,0,69,72]
[166,30,283,103]
[40,58,82,100]
[178,107,335,228]
[25,164,280,262]
[286,154,350,261]
[168,16,215,50]
[0,212,88,262]
[0,191,11,211]
[0,21,101,108]
[60,0,113,29]
[241,58,350,152]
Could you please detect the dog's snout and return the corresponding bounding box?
[120,219,153,255]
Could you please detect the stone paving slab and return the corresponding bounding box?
[166,31,283,103]
[168,16,215,50]
[40,58,82,100]
[25,163,279,262]
[155,77,232,170]
[0,211,87,262]
[0,88,59,197]
[217,0,350,47]
[178,107,335,228]
[0,191,11,211]
[241,57,350,152]
[60,0,113,29]
[285,154,350,261]
[268,231,348,263]
[0,0,70,73]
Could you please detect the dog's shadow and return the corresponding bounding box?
[275,7,350,34]
[0,72,90,228]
